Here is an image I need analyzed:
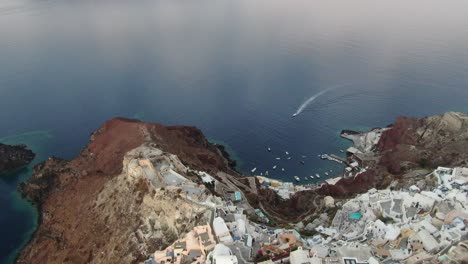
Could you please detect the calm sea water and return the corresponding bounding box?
[1,0,468,262]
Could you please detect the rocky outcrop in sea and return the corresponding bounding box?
[0,143,35,174]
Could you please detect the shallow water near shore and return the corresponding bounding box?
[1,0,468,262]
[0,131,53,263]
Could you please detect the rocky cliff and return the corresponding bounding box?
[16,112,468,261]
[320,111,468,197]
[17,118,237,264]
[257,112,468,222]
[378,111,468,172]
[0,143,35,174]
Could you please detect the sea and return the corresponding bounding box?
[1,0,468,262]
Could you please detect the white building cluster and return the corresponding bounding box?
[256,176,315,200]
[146,164,468,264]
[309,166,468,263]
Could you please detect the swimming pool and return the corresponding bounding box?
[349,212,363,220]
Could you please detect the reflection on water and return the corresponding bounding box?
[1,0,468,262]
[0,0,60,15]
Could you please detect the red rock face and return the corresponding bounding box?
[317,169,379,197]
[318,112,468,198]
[377,116,421,152]
[17,113,468,262]
[76,117,235,177]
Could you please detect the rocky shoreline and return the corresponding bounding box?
[15,112,468,263]
[255,112,468,222]
[16,118,242,263]
[0,143,35,175]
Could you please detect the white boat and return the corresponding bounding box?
[276,157,281,160]
[260,172,263,176]
[340,149,344,153]
[316,173,320,178]
[268,147,271,152]
[292,113,297,117]
[273,165,277,170]
[325,172,329,176]
[304,177,308,180]
[251,167,257,173]
[287,157,292,160]
[310,175,315,179]
[285,151,289,155]
[281,168,285,172]
[294,176,300,182]
[265,171,269,176]
[302,155,307,158]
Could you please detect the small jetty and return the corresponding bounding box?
[320,154,346,164]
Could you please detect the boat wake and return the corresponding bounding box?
[292,84,344,117]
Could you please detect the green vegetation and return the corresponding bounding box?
[378,215,395,224]
[299,229,318,237]
[418,158,429,168]
[325,206,340,226]
[246,212,259,223]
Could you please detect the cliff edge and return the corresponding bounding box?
[319,111,468,197]
[17,118,237,264]
[16,112,468,262]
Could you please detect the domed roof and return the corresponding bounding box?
[212,244,232,257]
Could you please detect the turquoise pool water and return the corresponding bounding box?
[349,212,363,220]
